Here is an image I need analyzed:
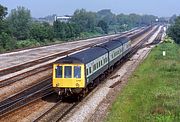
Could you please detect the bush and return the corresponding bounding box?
[94,27,104,34]
[30,22,54,41]
[15,39,40,48]
[167,16,180,44]
[164,36,174,43]
[0,46,5,52]
[79,31,101,39]
[0,32,16,51]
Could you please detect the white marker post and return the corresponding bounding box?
[163,51,166,56]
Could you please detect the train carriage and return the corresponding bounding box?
[99,36,131,67]
[112,36,131,57]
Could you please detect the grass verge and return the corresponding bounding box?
[105,42,180,122]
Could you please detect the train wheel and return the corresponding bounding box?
[77,95,81,101]
[100,74,105,81]
[57,95,63,101]
[82,89,86,97]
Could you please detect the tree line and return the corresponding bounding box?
[0,4,160,52]
[167,16,180,44]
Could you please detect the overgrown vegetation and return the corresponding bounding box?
[0,4,161,52]
[168,16,180,44]
[106,40,180,122]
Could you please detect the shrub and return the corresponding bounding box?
[16,39,40,48]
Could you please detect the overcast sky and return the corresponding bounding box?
[1,0,179,17]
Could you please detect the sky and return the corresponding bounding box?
[0,0,180,18]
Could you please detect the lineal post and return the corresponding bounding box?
[163,51,166,56]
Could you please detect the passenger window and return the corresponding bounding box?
[64,66,72,78]
[55,66,62,78]
[89,67,92,74]
[86,68,88,76]
[93,64,96,71]
[74,66,81,78]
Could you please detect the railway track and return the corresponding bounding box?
[0,64,52,88]
[33,77,104,122]
[34,100,78,122]
[0,26,160,119]
[145,27,164,47]
[0,78,53,117]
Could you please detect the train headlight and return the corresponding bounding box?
[76,83,80,87]
[56,83,59,87]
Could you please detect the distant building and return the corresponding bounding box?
[35,14,57,25]
[34,15,72,25]
[55,16,71,22]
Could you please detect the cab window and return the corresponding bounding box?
[64,66,72,78]
[55,66,62,78]
[74,66,81,78]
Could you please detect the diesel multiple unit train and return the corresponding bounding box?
[52,36,132,96]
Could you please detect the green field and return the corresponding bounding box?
[106,42,180,122]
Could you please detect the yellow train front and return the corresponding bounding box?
[52,57,86,96]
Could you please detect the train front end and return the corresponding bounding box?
[52,63,85,95]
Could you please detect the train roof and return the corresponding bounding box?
[55,46,108,64]
[54,36,130,64]
[97,41,122,51]
[98,36,130,51]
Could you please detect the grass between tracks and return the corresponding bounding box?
[106,42,180,122]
